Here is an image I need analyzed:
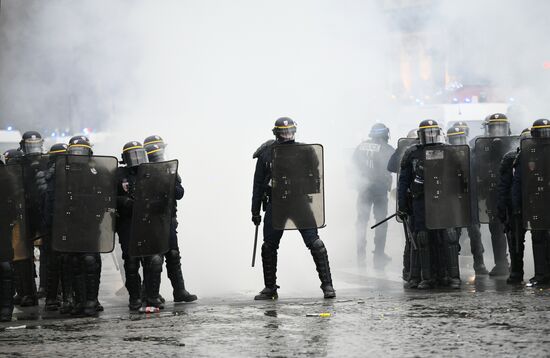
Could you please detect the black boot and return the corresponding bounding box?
[310,239,336,299]
[124,258,142,310]
[255,243,279,300]
[60,254,74,314]
[71,256,86,316]
[417,232,433,290]
[44,251,61,311]
[14,259,38,307]
[83,255,101,316]
[143,255,164,308]
[165,250,197,302]
[0,262,15,322]
[489,221,509,276]
[446,242,461,289]
[402,239,411,282]
[530,236,550,286]
[404,247,420,289]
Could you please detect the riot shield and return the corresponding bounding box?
[22,154,49,241]
[0,164,27,262]
[395,138,419,222]
[271,144,324,230]
[52,155,118,253]
[424,145,471,229]
[474,136,519,223]
[520,138,550,230]
[129,160,177,257]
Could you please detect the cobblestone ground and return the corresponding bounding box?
[1,264,550,357]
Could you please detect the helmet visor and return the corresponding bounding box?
[22,140,43,155]
[274,127,296,142]
[68,145,92,156]
[124,149,149,167]
[486,122,510,137]
[418,127,441,145]
[146,148,166,163]
[532,127,550,138]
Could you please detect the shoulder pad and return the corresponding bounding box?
[253,139,276,159]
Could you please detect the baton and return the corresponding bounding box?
[403,217,417,251]
[371,213,397,229]
[251,224,259,267]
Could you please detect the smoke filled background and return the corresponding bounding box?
[1,0,549,296]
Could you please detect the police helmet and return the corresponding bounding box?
[3,148,24,164]
[143,135,166,148]
[68,138,92,156]
[484,113,510,137]
[446,127,467,146]
[272,117,297,142]
[452,121,470,137]
[530,119,550,138]
[417,119,442,145]
[520,127,531,138]
[48,143,68,156]
[369,123,389,142]
[144,143,165,163]
[20,131,44,155]
[122,141,148,167]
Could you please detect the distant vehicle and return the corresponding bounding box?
[0,129,22,154]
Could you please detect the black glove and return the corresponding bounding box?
[252,214,261,226]
[396,210,408,221]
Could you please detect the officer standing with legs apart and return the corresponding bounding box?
[143,135,197,302]
[252,118,336,300]
[353,123,394,269]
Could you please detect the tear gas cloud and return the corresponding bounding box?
[0,0,548,295]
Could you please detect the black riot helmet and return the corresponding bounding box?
[406,128,418,139]
[69,135,91,146]
[3,148,24,164]
[530,119,550,138]
[446,127,467,145]
[144,143,165,163]
[520,127,531,139]
[417,119,442,145]
[369,123,389,142]
[67,138,92,156]
[122,141,148,167]
[452,121,470,137]
[144,135,166,162]
[20,131,44,155]
[484,113,510,137]
[48,143,68,156]
[272,117,297,142]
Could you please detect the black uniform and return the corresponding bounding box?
[252,139,335,299]
[497,150,525,283]
[352,138,394,266]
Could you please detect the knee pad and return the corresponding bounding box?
[149,255,163,273]
[165,249,180,264]
[124,257,140,274]
[310,239,326,252]
[262,242,278,253]
[83,254,99,273]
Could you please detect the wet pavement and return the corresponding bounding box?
[2,264,550,357]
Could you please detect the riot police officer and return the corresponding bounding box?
[353,123,395,268]
[447,126,488,275]
[13,131,46,307]
[398,120,462,289]
[37,143,69,311]
[479,114,511,276]
[143,135,197,302]
[498,128,530,284]
[0,155,15,321]
[512,119,550,286]
[117,142,165,310]
[251,118,336,299]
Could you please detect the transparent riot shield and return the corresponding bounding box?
[474,136,519,223]
[0,164,27,262]
[129,160,177,257]
[520,138,550,230]
[52,155,118,253]
[424,145,471,229]
[271,144,325,230]
[395,138,419,222]
[22,154,49,241]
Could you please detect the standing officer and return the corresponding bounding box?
[353,123,394,268]
[251,118,336,300]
